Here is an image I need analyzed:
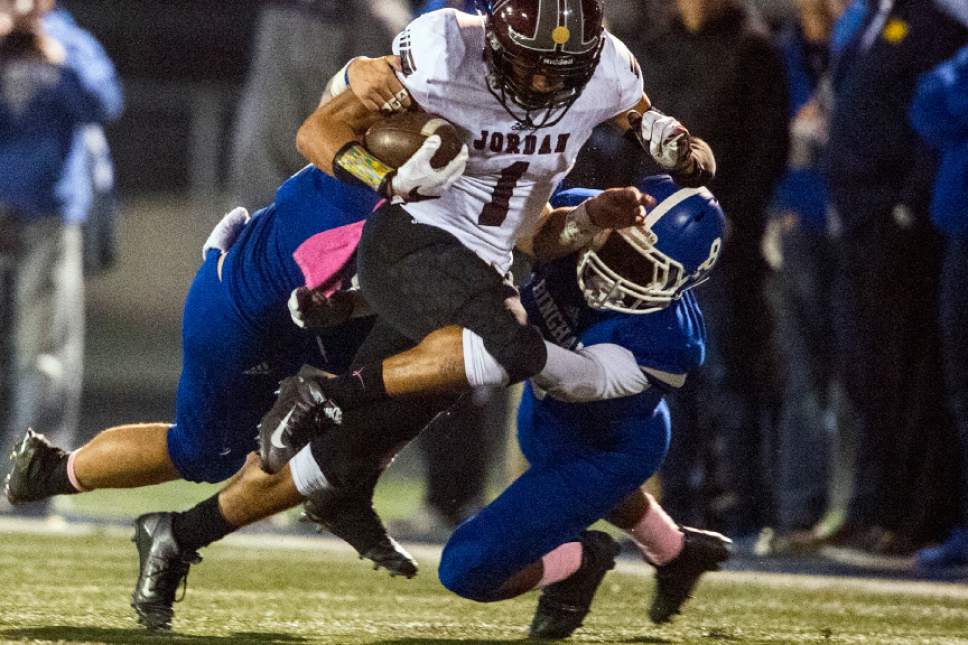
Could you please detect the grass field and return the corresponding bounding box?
[1,522,967,645]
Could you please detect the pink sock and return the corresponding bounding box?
[66,451,90,493]
[628,494,683,566]
[538,541,583,588]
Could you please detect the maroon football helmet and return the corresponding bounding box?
[482,0,605,128]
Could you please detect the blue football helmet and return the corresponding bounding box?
[576,174,725,314]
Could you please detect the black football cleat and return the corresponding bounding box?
[649,526,732,624]
[4,428,67,505]
[130,512,202,631]
[529,530,620,640]
[258,365,342,473]
[302,495,418,579]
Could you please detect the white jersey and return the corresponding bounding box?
[391,9,643,273]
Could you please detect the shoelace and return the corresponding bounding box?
[147,553,200,603]
[175,569,190,603]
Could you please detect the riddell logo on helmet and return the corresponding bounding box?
[542,57,575,66]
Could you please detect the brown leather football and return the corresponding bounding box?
[364,112,463,169]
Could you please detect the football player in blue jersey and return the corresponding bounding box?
[1,161,424,627]
[438,176,731,639]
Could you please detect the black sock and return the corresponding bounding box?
[324,362,388,409]
[171,494,236,552]
[45,452,79,497]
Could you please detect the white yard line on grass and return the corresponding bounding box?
[3,515,967,600]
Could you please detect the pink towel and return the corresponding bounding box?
[293,219,366,295]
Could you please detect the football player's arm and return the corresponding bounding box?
[610,95,716,188]
[463,329,651,402]
[298,59,467,200]
[321,55,412,112]
[296,90,383,177]
[518,187,653,262]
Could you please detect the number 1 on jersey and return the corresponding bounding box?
[479,161,530,226]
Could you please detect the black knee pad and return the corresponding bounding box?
[484,323,547,384]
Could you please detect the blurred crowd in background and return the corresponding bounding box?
[2,0,967,574]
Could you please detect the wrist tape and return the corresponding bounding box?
[333,142,394,195]
[558,201,601,249]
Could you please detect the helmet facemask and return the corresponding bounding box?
[577,228,696,314]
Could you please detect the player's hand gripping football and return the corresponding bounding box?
[347,55,412,114]
[628,109,692,171]
[382,135,469,202]
[585,186,655,230]
[258,365,342,474]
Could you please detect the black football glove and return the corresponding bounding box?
[257,365,342,473]
[288,287,355,330]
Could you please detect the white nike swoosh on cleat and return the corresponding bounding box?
[270,408,296,449]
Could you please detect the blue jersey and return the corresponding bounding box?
[519,188,706,431]
[222,165,380,335]
[171,167,377,482]
[520,254,705,428]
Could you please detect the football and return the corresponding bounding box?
[364,111,463,169]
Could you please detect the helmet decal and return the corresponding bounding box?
[692,238,722,281]
[494,0,599,54]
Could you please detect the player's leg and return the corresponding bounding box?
[257,317,447,577]
[284,387,428,578]
[438,460,628,601]
[437,392,669,638]
[437,452,641,639]
[271,318,429,575]
[603,402,732,624]
[6,251,281,503]
[131,452,304,631]
[266,203,546,421]
[606,487,731,624]
[131,393,434,632]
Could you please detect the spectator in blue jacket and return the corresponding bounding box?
[0,0,122,515]
[909,39,968,570]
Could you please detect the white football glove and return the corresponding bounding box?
[635,109,691,171]
[202,206,250,260]
[385,135,468,202]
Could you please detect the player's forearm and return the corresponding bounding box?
[527,204,602,263]
[531,342,650,402]
[523,188,651,263]
[295,90,381,176]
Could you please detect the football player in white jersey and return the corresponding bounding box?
[261,0,717,499]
